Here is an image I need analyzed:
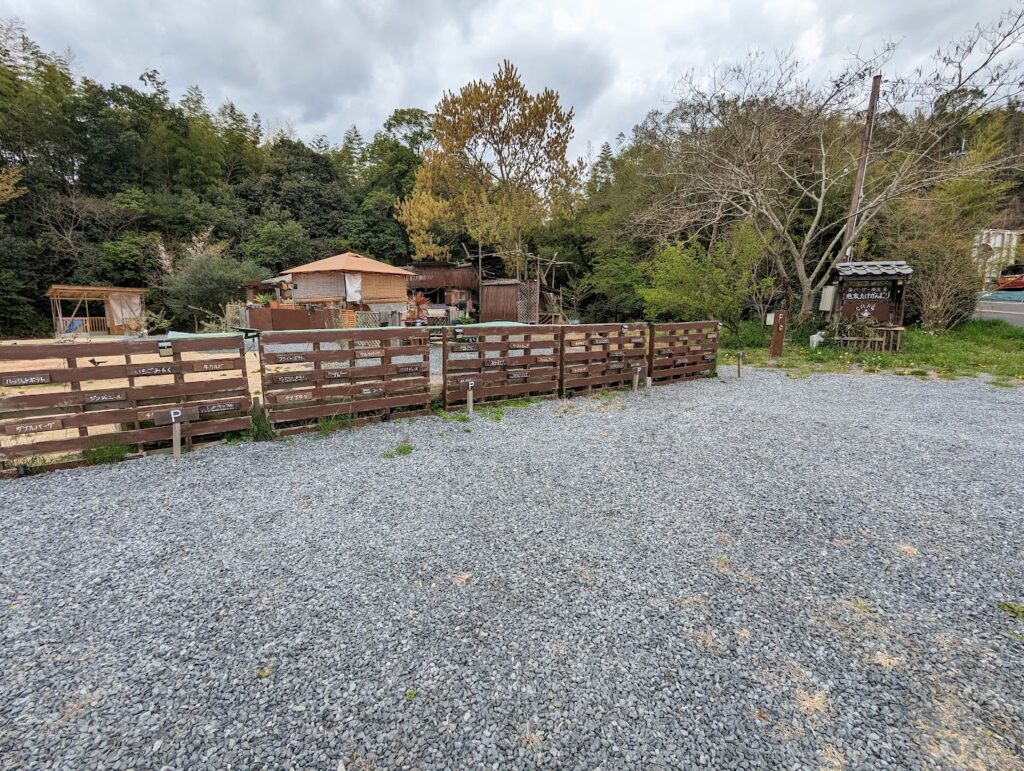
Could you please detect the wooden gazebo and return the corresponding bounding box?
[45,284,148,338]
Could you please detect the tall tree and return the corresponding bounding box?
[632,8,1024,320]
[399,60,583,270]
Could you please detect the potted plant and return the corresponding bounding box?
[253,292,275,307]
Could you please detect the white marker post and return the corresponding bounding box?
[466,380,475,416]
[172,419,182,458]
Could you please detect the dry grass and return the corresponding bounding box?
[522,721,543,750]
[451,572,473,586]
[693,628,726,653]
[796,687,829,714]
[714,555,732,574]
[671,594,710,616]
[53,694,97,725]
[872,651,902,670]
[898,544,920,558]
[819,741,846,770]
[921,688,1023,770]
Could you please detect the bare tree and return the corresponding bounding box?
[633,7,1024,321]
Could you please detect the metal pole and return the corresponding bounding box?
[842,74,882,263]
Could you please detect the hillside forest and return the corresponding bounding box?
[1,10,1023,337]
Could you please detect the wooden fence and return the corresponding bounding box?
[560,323,648,395]
[442,325,561,408]
[1,321,720,471]
[259,328,431,433]
[0,335,251,468]
[648,322,719,383]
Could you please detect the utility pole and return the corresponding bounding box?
[842,74,882,263]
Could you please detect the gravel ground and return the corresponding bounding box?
[2,369,1023,769]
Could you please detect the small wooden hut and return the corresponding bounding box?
[821,261,912,352]
[45,284,147,338]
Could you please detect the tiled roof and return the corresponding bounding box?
[288,253,414,276]
[833,261,913,277]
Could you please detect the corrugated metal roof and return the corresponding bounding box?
[287,253,414,276]
[833,261,913,277]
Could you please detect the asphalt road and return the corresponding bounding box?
[975,298,1024,327]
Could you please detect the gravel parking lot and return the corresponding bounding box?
[2,369,1023,769]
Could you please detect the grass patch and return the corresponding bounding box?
[433,406,470,422]
[317,415,353,436]
[82,442,132,465]
[998,601,1024,620]
[250,403,277,441]
[383,440,415,459]
[477,405,505,422]
[720,319,1024,380]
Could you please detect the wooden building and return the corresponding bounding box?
[820,261,912,352]
[245,252,414,329]
[45,284,147,338]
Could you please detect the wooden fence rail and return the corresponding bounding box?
[442,325,561,408]
[560,322,648,395]
[647,322,719,383]
[259,327,431,434]
[0,335,251,465]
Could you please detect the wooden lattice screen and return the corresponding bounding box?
[259,328,430,433]
[442,325,561,408]
[560,323,648,395]
[0,335,251,467]
[647,322,719,383]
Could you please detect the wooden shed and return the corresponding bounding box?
[45,284,147,338]
[479,279,539,323]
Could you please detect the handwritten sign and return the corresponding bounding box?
[507,370,529,379]
[279,391,312,403]
[360,386,385,396]
[507,342,529,350]
[86,391,126,404]
[629,337,645,344]
[129,364,180,377]
[2,373,50,386]
[845,286,891,302]
[535,355,558,364]
[274,353,307,363]
[5,419,63,435]
[452,344,478,353]
[272,373,311,384]
[324,370,349,379]
[484,359,506,367]
[397,365,422,373]
[354,349,385,359]
[198,402,241,415]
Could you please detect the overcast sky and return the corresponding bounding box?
[0,0,1013,159]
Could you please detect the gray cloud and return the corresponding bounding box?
[0,0,1012,156]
